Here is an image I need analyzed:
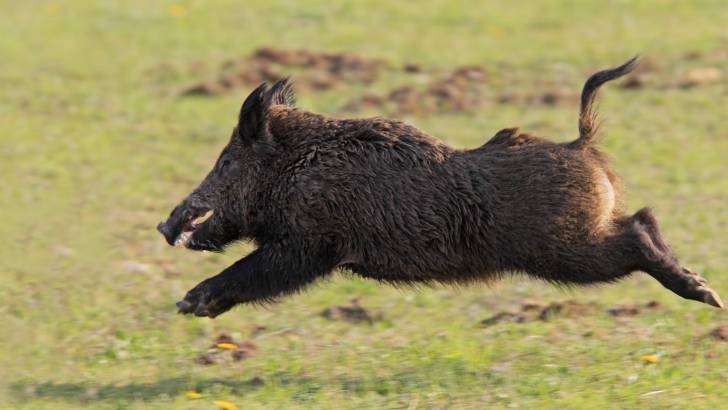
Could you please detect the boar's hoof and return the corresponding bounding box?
[700,286,724,309]
[177,296,219,318]
[176,277,238,318]
[176,299,195,314]
[194,306,212,317]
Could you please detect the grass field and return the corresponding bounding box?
[1,1,727,408]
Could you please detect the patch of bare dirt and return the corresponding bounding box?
[320,299,383,324]
[620,59,661,90]
[496,88,579,106]
[682,50,703,61]
[195,353,218,365]
[183,48,702,113]
[709,325,728,341]
[607,304,640,317]
[342,65,488,114]
[181,47,384,96]
[195,333,258,365]
[250,325,268,338]
[538,300,596,320]
[678,67,723,88]
[607,301,661,317]
[480,300,597,326]
[403,63,424,73]
[428,66,488,111]
[231,341,258,361]
[615,59,723,90]
[253,47,382,84]
[480,311,529,326]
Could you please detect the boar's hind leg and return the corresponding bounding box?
[535,208,723,308]
[630,207,723,308]
[176,243,338,318]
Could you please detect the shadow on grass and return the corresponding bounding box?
[10,376,264,403]
[10,359,505,404]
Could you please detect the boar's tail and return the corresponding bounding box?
[570,56,639,149]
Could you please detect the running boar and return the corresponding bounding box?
[157,57,722,318]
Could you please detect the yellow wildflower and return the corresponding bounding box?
[640,355,659,364]
[216,342,238,350]
[213,400,239,410]
[169,4,188,18]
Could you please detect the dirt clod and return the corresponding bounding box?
[497,88,579,106]
[403,63,423,73]
[683,51,702,61]
[342,65,488,114]
[214,333,234,345]
[607,305,640,317]
[195,334,257,365]
[481,300,596,326]
[679,67,722,88]
[620,59,660,90]
[231,341,257,361]
[538,300,595,321]
[248,376,265,387]
[181,47,383,97]
[250,325,268,337]
[709,325,728,341]
[480,311,528,326]
[645,300,661,309]
[607,301,661,317]
[321,299,381,324]
[182,82,227,97]
[195,353,217,365]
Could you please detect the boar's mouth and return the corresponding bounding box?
[173,209,215,247]
[158,207,215,248]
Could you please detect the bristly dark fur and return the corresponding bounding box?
[158,59,723,318]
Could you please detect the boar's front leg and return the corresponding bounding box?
[176,243,338,318]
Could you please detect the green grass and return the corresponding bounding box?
[1,1,727,408]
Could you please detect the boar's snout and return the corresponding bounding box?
[157,220,176,246]
[157,203,186,246]
[157,201,215,248]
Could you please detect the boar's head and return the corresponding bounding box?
[157,79,294,251]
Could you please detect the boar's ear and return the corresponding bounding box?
[237,79,295,144]
[238,82,271,143]
[268,77,296,107]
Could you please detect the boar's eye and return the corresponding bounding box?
[218,158,232,176]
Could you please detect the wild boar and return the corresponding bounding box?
[158,58,722,318]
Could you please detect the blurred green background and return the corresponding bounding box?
[1,1,727,409]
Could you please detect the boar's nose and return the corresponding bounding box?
[157,221,176,246]
[158,204,186,246]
